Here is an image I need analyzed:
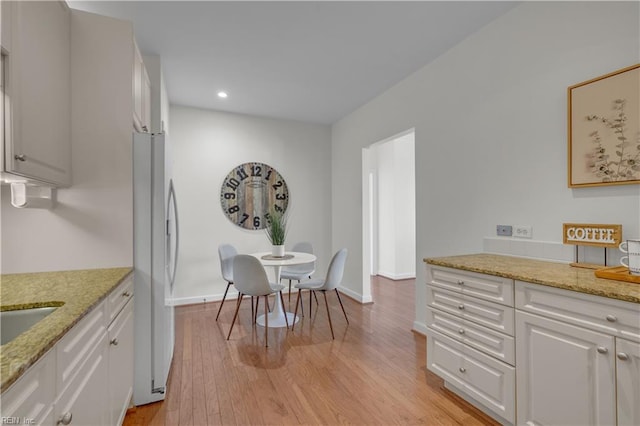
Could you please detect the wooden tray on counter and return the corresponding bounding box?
[595,266,640,284]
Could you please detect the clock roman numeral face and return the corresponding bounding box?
[220,162,289,230]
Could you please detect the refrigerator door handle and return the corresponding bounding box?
[166,179,179,293]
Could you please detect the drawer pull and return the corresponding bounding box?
[459,367,466,373]
[110,338,119,346]
[617,352,629,361]
[57,412,72,425]
[14,154,26,162]
[458,304,465,310]
[605,315,617,323]
[122,291,132,297]
[457,280,464,285]
[458,329,465,334]
[597,346,608,354]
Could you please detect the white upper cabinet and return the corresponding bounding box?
[133,41,150,133]
[1,1,71,187]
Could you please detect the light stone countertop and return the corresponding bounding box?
[0,267,133,393]
[424,254,640,304]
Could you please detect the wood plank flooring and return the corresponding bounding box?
[124,276,498,425]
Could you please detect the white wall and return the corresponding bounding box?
[375,133,416,280]
[1,10,134,273]
[331,2,640,332]
[169,106,331,304]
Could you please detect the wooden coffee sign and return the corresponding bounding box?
[563,223,622,248]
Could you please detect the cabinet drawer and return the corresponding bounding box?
[1,348,55,425]
[427,329,515,423]
[56,300,107,393]
[428,266,514,306]
[426,307,515,365]
[516,280,640,343]
[427,286,514,335]
[107,274,133,325]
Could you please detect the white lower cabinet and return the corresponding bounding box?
[54,333,110,426]
[427,329,515,422]
[0,349,56,425]
[616,338,640,426]
[426,264,640,426]
[516,310,616,426]
[108,299,134,426]
[0,276,134,426]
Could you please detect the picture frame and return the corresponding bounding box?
[567,64,640,188]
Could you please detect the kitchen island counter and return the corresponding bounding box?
[0,267,133,392]
[425,253,639,304]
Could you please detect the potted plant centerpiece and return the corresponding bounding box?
[265,208,288,257]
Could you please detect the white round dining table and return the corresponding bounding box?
[250,251,317,328]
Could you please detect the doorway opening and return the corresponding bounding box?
[362,129,416,302]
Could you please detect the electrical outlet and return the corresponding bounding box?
[497,225,512,236]
[514,225,532,239]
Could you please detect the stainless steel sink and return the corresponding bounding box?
[1,307,58,345]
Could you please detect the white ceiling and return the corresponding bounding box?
[69,1,517,125]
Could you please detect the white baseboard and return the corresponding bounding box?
[412,321,428,336]
[338,285,372,304]
[377,271,416,280]
[168,287,298,307]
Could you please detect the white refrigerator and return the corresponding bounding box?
[133,132,179,406]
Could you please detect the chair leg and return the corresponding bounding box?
[335,289,349,324]
[279,292,289,328]
[254,297,260,323]
[313,290,319,305]
[322,291,334,339]
[292,290,301,331]
[251,296,255,323]
[288,279,292,302]
[216,282,232,321]
[226,293,244,340]
[309,290,313,317]
[264,295,269,347]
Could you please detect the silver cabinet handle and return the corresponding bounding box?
[110,338,119,346]
[14,154,26,162]
[458,304,465,310]
[617,352,629,361]
[57,412,72,425]
[458,329,465,334]
[457,280,464,285]
[122,291,131,297]
[605,315,617,322]
[597,346,608,354]
[459,367,466,373]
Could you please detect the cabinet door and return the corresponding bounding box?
[616,338,640,426]
[54,333,109,426]
[5,1,71,186]
[108,298,134,426]
[516,311,616,426]
[0,349,55,425]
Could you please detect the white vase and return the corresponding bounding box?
[272,245,285,257]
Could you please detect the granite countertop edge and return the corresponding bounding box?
[0,267,133,393]
[424,254,640,305]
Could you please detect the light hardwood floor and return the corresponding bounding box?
[124,276,498,425]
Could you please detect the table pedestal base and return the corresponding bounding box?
[256,311,298,328]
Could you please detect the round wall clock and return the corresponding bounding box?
[220,162,289,230]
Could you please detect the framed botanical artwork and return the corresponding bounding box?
[568,64,640,188]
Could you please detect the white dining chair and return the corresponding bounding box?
[280,241,315,302]
[292,248,348,339]
[227,255,287,347]
[216,244,237,321]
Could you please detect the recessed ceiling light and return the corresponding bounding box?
[217,91,228,99]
